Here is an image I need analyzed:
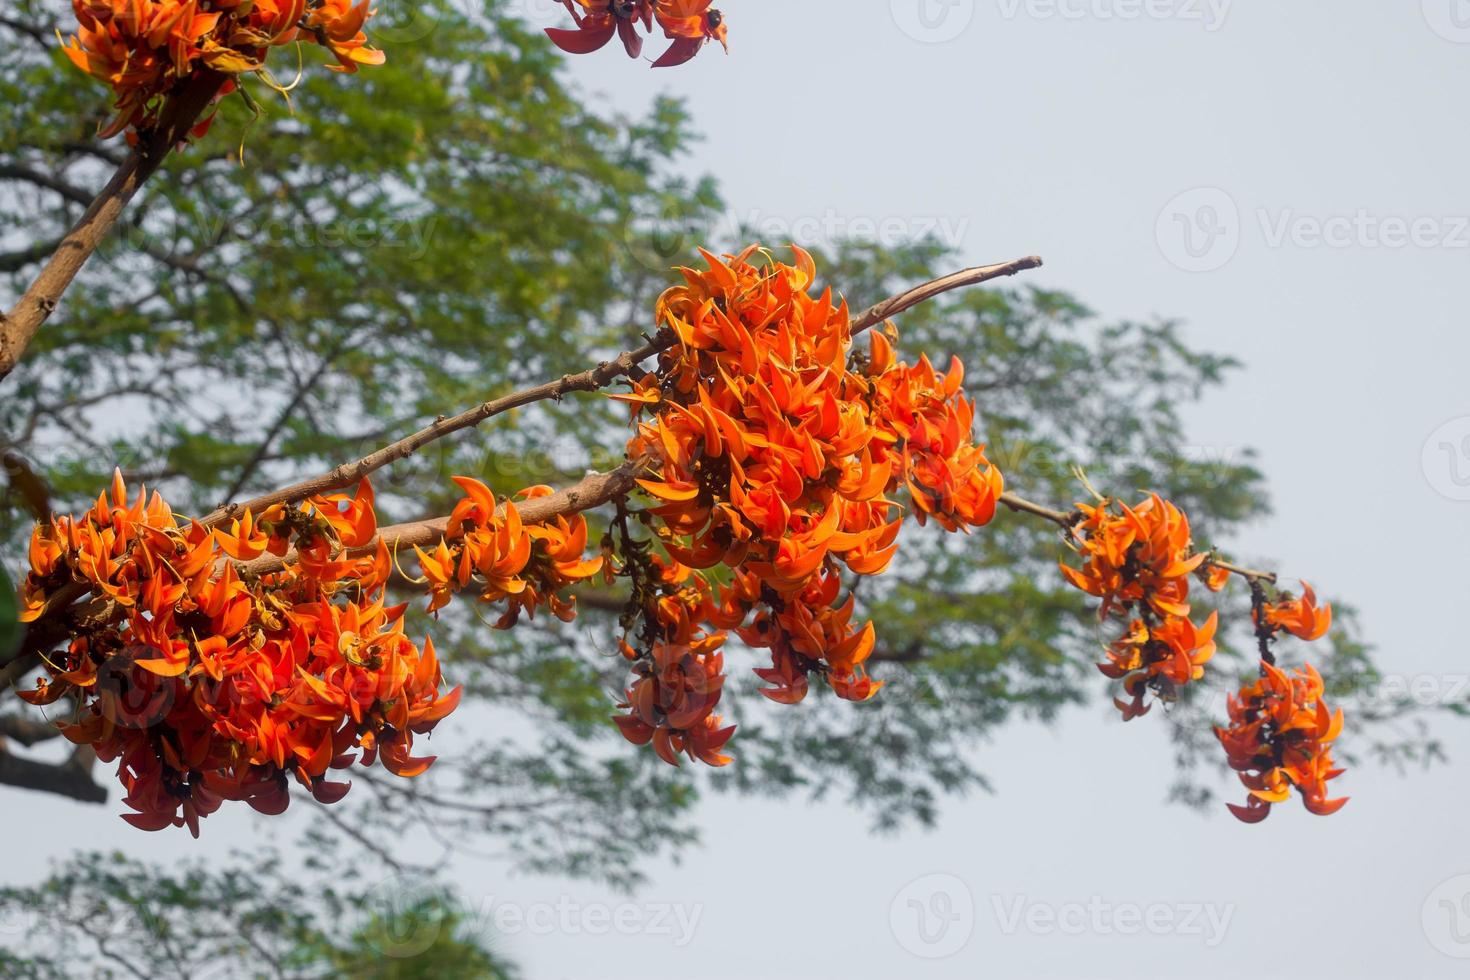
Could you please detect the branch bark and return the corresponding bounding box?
[0,746,108,803]
[0,71,226,382]
[0,713,64,747]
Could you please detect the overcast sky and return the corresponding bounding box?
[8,2,1470,978]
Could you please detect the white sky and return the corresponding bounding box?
[7,2,1470,977]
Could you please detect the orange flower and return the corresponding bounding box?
[546,0,728,66]
[1061,494,1202,620]
[415,478,603,624]
[303,0,385,72]
[61,0,383,138]
[650,1,727,67]
[1257,581,1332,641]
[1060,491,1221,718]
[1098,612,1217,720]
[615,246,995,722]
[1215,663,1348,823]
[15,473,457,836]
[611,557,735,766]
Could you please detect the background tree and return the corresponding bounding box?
[0,852,517,978]
[0,0,1450,942]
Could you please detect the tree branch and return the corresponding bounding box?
[204,255,1045,526]
[235,461,646,579]
[0,70,227,382]
[0,746,108,803]
[221,336,351,501]
[0,15,54,49]
[0,713,63,747]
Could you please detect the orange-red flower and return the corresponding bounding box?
[414,478,604,623]
[1215,663,1348,823]
[546,0,727,66]
[61,0,383,138]
[1099,612,1217,720]
[1060,492,1222,718]
[615,246,1001,719]
[1061,494,1202,620]
[15,472,456,836]
[1257,581,1332,641]
[611,556,735,766]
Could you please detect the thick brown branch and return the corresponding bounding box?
[0,713,64,747]
[204,255,1045,526]
[0,71,226,382]
[0,747,108,804]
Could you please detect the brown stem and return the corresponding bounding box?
[235,461,645,579]
[1210,558,1278,586]
[999,491,1078,527]
[849,256,1044,333]
[204,255,1045,527]
[0,71,226,382]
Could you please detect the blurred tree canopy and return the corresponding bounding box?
[0,852,517,979]
[0,0,1445,924]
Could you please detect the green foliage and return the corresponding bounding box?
[0,852,517,979]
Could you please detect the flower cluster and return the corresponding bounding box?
[1057,484,1346,821]
[611,246,1002,763]
[611,554,736,767]
[1215,662,1347,823]
[413,477,605,623]
[546,0,728,67]
[62,0,384,139]
[15,473,458,835]
[8,241,1352,827]
[1061,494,1216,719]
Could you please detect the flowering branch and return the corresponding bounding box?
[2,243,1338,830]
[997,492,1279,585]
[204,255,1044,527]
[235,461,644,580]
